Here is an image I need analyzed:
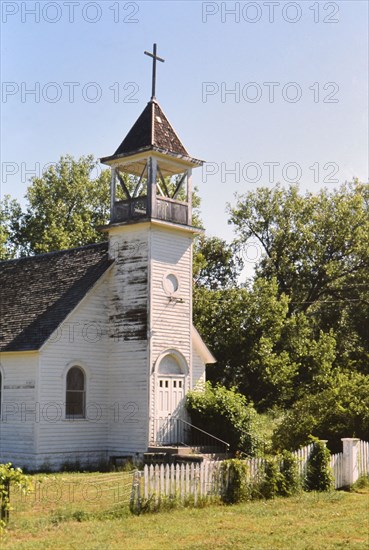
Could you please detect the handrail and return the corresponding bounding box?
[152,416,230,454]
[177,417,230,451]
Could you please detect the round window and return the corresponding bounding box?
[163,273,179,295]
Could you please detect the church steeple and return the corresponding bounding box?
[99,47,209,453]
[100,45,203,227]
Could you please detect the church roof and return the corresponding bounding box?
[0,242,112,352]
[100,100,202,166]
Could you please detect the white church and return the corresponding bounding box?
[0,46,217,470]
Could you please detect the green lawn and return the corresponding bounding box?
[2,472,368,549]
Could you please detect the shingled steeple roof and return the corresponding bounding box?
[100,99,202,167]
[116,99,188,157]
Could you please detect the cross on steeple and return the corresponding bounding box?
[144,43,165,100]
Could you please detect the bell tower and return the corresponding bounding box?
[100,97,202,227]
[101,45,205,453]
[100,43,203,228]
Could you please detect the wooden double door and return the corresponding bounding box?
[156,376,186,445]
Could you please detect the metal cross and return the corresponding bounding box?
[144,43,165,100]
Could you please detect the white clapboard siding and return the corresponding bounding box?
[149,225,194,431]
[192,347,205,389]
[150,227,192,368]
[0,353,38,465]
[37,269,111,466]
[107,226,150,454]
[38,229,149,464]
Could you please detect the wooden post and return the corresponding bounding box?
[190,463,195,499]
[359,440,369,477]
[143,465,147,499]
[136,471,141,510]
[110,168,116,220]
[160,464,165,497]
[341,438,360,487]
[1,481,10,523]
[165,464,170,496]
[194,464,199,505]
[130,471,142,514]
[170,463,175,497]
[186,169,192,225]
[180,464,185,502]
[149,465,154,498]
[185,463,190,498]
[175,464,180,498]
[147,157,157,219]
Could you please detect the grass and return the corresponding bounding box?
[4,471,134,525]
[1,472,368,549]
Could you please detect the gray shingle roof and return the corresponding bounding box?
[100,100,203,167]
[114,99,188,157]
[0,242,112,352]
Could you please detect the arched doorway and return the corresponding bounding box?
[154,351,188,445]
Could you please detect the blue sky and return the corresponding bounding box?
[1,0,368,247]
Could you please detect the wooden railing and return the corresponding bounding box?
[156,197,188,225]
[112,197,147,222]
[111,196,188,225]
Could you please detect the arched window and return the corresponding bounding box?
[158,354,183,375]
[66,366,85,418]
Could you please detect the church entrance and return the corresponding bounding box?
[154,352,187,445]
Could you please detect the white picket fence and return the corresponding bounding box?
[358,440,369,476]
[142,461,223,504]
[140,450,313,503]
[138,439,369,503]
[293,443,314,479]
[242,444,314,484]
[330,452,344,489]
[330,439,369,488]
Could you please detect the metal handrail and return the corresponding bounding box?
[177,417,230,451]
[152,416,230,454]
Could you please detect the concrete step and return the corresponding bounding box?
[171,454,204,464]
[147,446,192,456]
[144,444,230,465]
[200,452,229,461]
[143,453,167,465]
[143,452,204,465]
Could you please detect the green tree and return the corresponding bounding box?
[0,463,32,528]
[194,278,337,410]
[304,438,334,492]
[228,181,369,375]
[0,196,22,260]
[272,371,369,452]
[193,235,243,290]
[8,155,112,256]
[1,155,203,259]
[229,181,369,310]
